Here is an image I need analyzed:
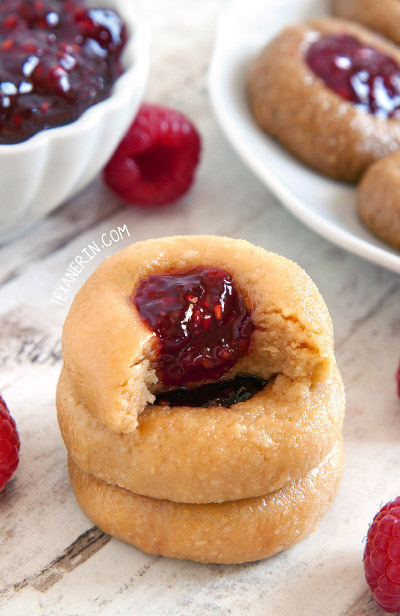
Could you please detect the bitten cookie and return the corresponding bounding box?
[248,17,400,182]
[68,438,344,564]
[357,151,400,250]
[332,0,400,46]
[61,235,334,434]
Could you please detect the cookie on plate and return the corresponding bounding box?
[248,17,400,182]
[358,151,400,250]
[332,0,400,46]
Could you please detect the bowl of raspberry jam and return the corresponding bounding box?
[0,0,150,242]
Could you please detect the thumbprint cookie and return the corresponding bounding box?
[248,18,400,182]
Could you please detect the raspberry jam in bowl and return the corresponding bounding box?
[0,0,150,242]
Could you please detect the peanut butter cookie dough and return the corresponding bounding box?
[248,18,400,182]
[58,235,345,563]
[358,151,400,250]
[332,0,400,46]
[68,438,344,564]
[61,235,334,434]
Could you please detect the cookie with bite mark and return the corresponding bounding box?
[61,235,334,434]
[58,235,345,563]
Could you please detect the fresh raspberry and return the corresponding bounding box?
[364,497,400,613]
[0,396,20,492]
[103,103,201,206]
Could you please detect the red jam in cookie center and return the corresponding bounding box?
[155,375,266,408]
[134,267,254,386]
[306,33,400,118]
[0,0,127,144]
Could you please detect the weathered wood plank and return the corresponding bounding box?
[0,178,122,287]
[1,528,110,596]
[343,589,383,616]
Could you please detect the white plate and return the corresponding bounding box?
[208,0,400,274]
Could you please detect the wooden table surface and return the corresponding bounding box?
[0,1,399,614]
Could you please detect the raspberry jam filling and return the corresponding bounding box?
[0,0,127,144]
[306,33,400,118]
[134,267,254,386]
[155,375,266,408]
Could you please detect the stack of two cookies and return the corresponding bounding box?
[56,236,345,564]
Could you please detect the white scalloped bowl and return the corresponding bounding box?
[0,0,150,243]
